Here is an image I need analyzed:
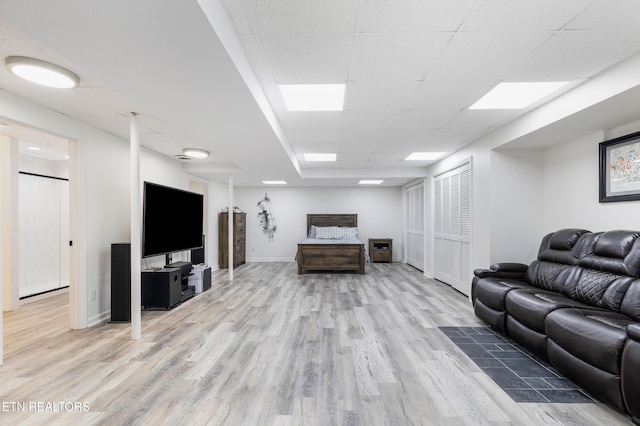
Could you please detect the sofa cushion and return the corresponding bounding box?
[545,308,633,375]
[505,289,591,333]
[524,261,577,293]
[473,278,528,310]
[536,228,592,265]
[579,230,640,277]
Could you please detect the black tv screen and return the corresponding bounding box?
[142,181,204,258]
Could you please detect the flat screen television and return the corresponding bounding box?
[142,181,204,258]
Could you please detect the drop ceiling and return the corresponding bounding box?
[1,0,640,186]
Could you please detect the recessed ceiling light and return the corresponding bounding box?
[469,82,568,109]
[359,180,384,185]
[280,84,345,111]
[5,56,80,89]
[303,153,336,162]
[183,148,209,158]
[262,181,287,185]
[405,152,446,161]
[27,146,41,151]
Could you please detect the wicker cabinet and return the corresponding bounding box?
[218,212,246,269]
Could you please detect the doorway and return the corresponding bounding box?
[1,124,74,361]
[405,181,425,271]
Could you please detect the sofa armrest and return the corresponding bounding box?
[627,323,640,341]
[474,262,528,279]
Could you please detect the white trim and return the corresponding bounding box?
[130,114,142,340]
[68,138,86,329]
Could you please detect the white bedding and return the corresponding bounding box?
[298,238,364,245]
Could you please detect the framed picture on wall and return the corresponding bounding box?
[600,130,640,202]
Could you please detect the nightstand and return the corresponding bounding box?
[369,238,392,263]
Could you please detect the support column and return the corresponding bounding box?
[228,176,234,281]
[1,136,19,313]
[130,113,142,340]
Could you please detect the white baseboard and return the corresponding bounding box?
[88,311,112,328]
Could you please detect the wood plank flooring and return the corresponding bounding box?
[0,263,632,425]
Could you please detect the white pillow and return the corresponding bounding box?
[315,226,358,240]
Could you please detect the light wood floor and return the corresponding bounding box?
[0,263,632,425]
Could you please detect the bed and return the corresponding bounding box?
[297,214,366,274]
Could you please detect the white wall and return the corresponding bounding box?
[0,90,199,327]
[207,180,230,269]
[233,186,403,262]
[489,149,545,264]
[544,121,640,232]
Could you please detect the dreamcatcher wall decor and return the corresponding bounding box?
[257,193,277,239]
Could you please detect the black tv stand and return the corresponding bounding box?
[142,266,194,310]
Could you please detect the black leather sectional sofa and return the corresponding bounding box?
[471,228,640,422]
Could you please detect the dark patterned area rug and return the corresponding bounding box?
[439,327,598,403]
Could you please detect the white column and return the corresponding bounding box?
[68,139,87,330]
[1,136,19,313]
[228,176,234,280]
[130,113,142,339]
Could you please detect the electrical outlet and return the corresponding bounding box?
[90,289,97,301]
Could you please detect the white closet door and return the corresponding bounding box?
[405,182,424,270]
[434,162,471,295]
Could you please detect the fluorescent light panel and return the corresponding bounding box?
[303,153,336,162]
[262,180,287,185]
[280,84,345,111]
[470,82,568,109]
[359,180,383,185]
[405,152,446,161]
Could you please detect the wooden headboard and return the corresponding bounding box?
[307,214,358,231]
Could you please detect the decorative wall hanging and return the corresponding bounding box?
[599,130,640,202]
[257,193,277,239]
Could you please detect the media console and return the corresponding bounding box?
[141,261,211,310]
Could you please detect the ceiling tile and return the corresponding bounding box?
[566,0,640,30]
[350,33,452,81]
[241,0,359,34]
[259,34,353,83]
[427,32,553,81]
[344,81,420,111]
[507,31,640,80]
[461,0,592,31]
[408,79,496,111]
[359,0,476,32]
[219,0,254,36]
[339,128,387,144]
[393,109,455,130]
[341,110,400,129]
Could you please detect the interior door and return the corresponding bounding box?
[434,162,471,295]
[405,182,424,271]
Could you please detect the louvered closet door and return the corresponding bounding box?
[434,162,471,296]
[405,182,424,270]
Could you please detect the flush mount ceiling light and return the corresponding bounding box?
[359,180,384,185]
[183,148,209,158]
[280,84,345,111]
[5,56,80,89]
[469,82,568,109]
[262,180,287,185]
[303,153,336,162]
[405,152,446,161]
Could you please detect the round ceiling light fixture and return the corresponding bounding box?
[5,56,80,89]
[183,148,209,158]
